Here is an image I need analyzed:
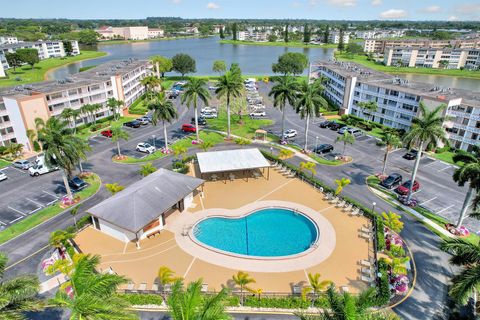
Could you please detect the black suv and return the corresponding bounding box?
[69,176,88,191]
[319,121,333,128]
[313,144,334,154]
[192,117,207,125]
[329,122,345,131]
[123,120,141,128]
[403,149,421,160]
[380,173,402,189]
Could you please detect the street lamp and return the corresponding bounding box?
[315,136,319,151]
[270,146,274,156]
[372,202,376,214]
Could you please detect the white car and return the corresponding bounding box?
[283,129,298,138]
[201,112,218,119]
[136,142,156,154]
[249,111,266,117]
[201,107,217,113]
[0,172,7,181]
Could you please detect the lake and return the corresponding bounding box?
[48,37,480,91]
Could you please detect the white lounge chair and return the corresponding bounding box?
[361,275,374,283]
[323,192,332,200]
[350,208,360,216]
[201,283,208,293]
[361,267,372,276]
[340,286,350,293]
[343,204,353,212]
[361,226,372,234]
[329,197,339,205]
[359,232,371,240]
[361,260,372,267]
[335,200,345,208]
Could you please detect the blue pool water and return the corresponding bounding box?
[193,208,318,257]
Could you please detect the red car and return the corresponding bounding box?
[182,124,196,133]
[101,129,112,138]
[396,180,420,195]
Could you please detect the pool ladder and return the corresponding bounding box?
[193,226,201,237]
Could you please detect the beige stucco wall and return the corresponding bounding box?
[18,93,50,133]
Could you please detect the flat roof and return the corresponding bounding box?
[88,168,204,233]
[197,148,271,174]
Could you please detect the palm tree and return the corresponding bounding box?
[295,79,327,150]
[334,177,351,195]
[357,101,378,122]
[232,271,255,306]
[148,92,178,152]
[71,204,80,229]
[0,253,42,319]
[139,162,157,177]
[299,161,316,178]
[403,102,449,201]
[36,117,90,200]
[49,254,137,319]
[107,97,124,120]
[381,211,404,233]
[268,76,299,143]
[61,107,77,130]
[381,133,402,175]
[215,70,243,139]
[181,78,211,142]
[49,230,74,258]
[168,279,230,320]
[111,125,129,158]
[335,132,355,156]
[158,266,180,300]
[302,273,331,306]
[441,238,480,305]
[199,140,213,152]
[452,146,480,227]
[141,75,162,93]
[80,104,92,124]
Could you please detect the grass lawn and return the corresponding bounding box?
[0,159,11,169]
[430,151,457,165]
[76,116,137,140]
[0,173,101,245]
[0,51,107,87]
[114,131,225,164]
[206,112,273,139]
[219,39,337,48]
[335,52,480,79]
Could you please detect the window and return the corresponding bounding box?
[463,118,469,125]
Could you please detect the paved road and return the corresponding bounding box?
[0,83,457,319]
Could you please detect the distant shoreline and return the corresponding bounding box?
[98,35,213,46]
[219,39,338,48]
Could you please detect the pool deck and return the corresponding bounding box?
[75,166,373,294]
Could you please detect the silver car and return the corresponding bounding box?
[13,159,32,170]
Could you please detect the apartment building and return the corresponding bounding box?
[384,47,480,69]
[0,59,149,149]
[0,40,80,69]
[147,28,164,38]
[328,31,350,44]
[237,30,270,42]
[312,61,480,151]
[364,38,480,53]
[0,36,19,45]
[96,26,158,40]
[354,29,405,40]
[0,63,5,78]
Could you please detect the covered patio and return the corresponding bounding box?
[196,148,271,182]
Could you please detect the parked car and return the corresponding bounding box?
[13,159,32,170]
[249,111,266,117]
[329,122,345,131]
[380,173,403,189]
[208,85,218,91]
[347,128,363,137]
[101,129,112,138]
[338,126,351,134]
[396,180,420,195]
[136,142,156,154]
[403,149,421,160]
[319,121,333,128]
[182,124,196,133]
[313,144,334,154]
[192,117,207,125]
[0,172,7,181]
[69,176,88,191]
[201,107,217,113]
[123,120,141,128]
[283,129,298,139]
[28,155,59,176]
[168,91,179,99]
[201,112,218,119]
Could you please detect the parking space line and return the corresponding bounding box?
[0,220,6,226]
[419,197,437,205]
[437,166,451,172]
[29,207,42,214]
[423,161,437,167]
[8,206,27,216]
[42,190,59,198]
[26,198,44,208]
[9,216,24,224]
[436,204,455,214]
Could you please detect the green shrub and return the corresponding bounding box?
[117,293,164,305]
[244,296,312,309]
[435,146,454,154]
[376,259,391,306]
[77,215,92,229]
[376,217,386,251]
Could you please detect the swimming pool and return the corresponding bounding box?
[192,208,318,257]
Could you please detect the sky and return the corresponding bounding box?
[1,0,479,21]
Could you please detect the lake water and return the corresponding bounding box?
[48,37,480,91]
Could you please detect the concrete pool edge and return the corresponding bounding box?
[168,200,337,272]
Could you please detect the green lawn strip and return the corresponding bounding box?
[0,174,101,245]
[113,131,225,164]
[335,52,480,79]
[0,159,11,169]
[206,112,273,140]
[429,151,458,165]
[128,96,148,115]
[366,175,480,243]
[0,51,107,87]
[285,144,343,166]
[219,39,337,48]
[76,116,137,140]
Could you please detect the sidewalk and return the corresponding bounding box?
[39,273,67,294]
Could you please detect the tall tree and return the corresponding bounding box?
[35,117,90,200]
[381,133,402,175]
[324,25,330,44]
[335,131,355,156]
[181,78,211,142]
[295,79,327,150]
[141,75,162,93]
[168,280,230,320]
[334,177,351,195]
[452,146,480,227]
[302,273,331,306]
[148,91,178,152]
[303,24,311,43]
[357,101,378,122]
[0,253,41,319]
[111,125,129,158]
[232,271,256,306]
[16,48,39,69]
[107,97,123,120]
[232,23,238,41]
[338,28,345,51]
[272,52,308,76]
[49,254,136,319]
[403,103,448,201]
[215,68,243,140]
[284,24,289,43]
[60,107,77,131]
[172,53,196,78]
[219,26,225,39]
[212,60,227,75]
[62,41,73,56]
[5,52,22,72]
[268,76,299,143]
[150,55,173,78]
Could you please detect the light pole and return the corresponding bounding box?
[372,202,376,215]
[315,136,319,151]
[270,146,273,156]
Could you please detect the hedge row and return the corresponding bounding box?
[376,259,391,306]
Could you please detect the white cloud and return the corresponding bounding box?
[454,4,480,20]
[206,2,220,9]
[421,5,441,13]
[379,9,408,19]
[371,0,382,6]
[327,0,357,7]
[171,0,181,3]
[448,16,459,21]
